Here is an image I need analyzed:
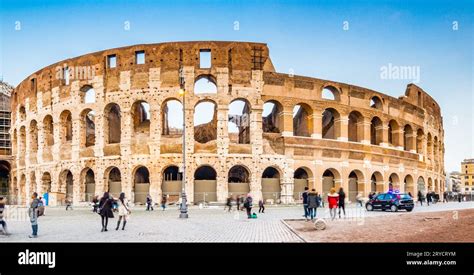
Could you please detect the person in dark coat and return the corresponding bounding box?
[258,199,265,213]
[99,192,114,232]
[92,195,99,213]
[302,187,309,219]
[338,187,346,218]
[307,189,320,221]
[244,193,253,218]
[426,192,431,206]
[146,194,154,211]
[417,190,423,206]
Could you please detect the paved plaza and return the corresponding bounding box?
[0,202,472,242]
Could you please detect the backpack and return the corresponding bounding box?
[37,205,45,217]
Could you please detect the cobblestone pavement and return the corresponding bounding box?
[0,201,472,242]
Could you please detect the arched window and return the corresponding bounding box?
[194,75,217,94]
[370,96,383,109]
[293,103,312,137]
[322,108,340,139]
[262,100,283,133]
[59,110,73,143]
[131,101,150,134]
[228,99,251,144]
[80,85,95,104]
[81,109,95,147]
[43,115,54,146]
[321,86,339,101]
[162,99,183,136]
[348,111,363,142]
[105,104,121,144]
[370,117,383,145]
[194,101,217,143]
[404,124,414,151]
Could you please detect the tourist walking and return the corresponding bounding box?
[458,193,462,203]
[28,192,41,238]
[98,192,114,232]
[307,189,320,221]
[92,195,99,213]
[258,199,265,213]
[327,188,339,221]
[443,191,448,203]
[236,195,241,210]
[417,190,423,206]
[338,187,346,218]
[317,193,323,208]
[116,192,131,230]
[65,197,73,211]
[302,186,309,219]
[0,196,8,235]
[225,196,232,212]
[244,193,253,218]
[356,192,363,207]
[146,194,154,211]
[161,195,167,211]
[426,192,431,206]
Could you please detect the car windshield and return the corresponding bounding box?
[399,194,411,199]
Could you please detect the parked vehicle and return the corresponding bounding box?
[365,193,414,212]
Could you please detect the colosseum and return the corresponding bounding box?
[9,41,445,206]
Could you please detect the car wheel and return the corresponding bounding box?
[366,204,373,211]
[390,205,398,212]
[406,208,413,212]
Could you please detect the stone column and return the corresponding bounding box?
[216,105,229,156]
[311,112,322,139]
[94,111,105,157]
[361,117,371,145]
[380,125,389,147]
[120,109,132,157]
[337,116,349,142]
[281,105,294,137]
[149,105,161,156]
[71,117,81,160]
[394,129,404,150]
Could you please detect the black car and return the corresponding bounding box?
[366,193,414,212]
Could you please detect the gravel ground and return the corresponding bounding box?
[1,202,472,242]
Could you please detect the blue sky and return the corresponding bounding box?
[0,0,472,172]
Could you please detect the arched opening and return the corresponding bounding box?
[104,103,121,144]
[433,136,439,162]
[322,168,341,202]
[80,109,95,148]
[262,167,281,203]
[404,124,414,151]
[427,133,433,160]
[81,168,95,202]
[18,106,26,121]
[43,115,54,147]
[194,75,217,94]
[404,175,414,195]
[228,99,251,144]
[293,103,313,137]
[321,86,339,101]
[29,120,38,157]
[371,171,384,193]
[133,166,150,204]
[434,179,439,193]
[19,174,26,205]
[348,111,363,142]
[59,110,73,143]
[428,178,433,192]
[0,161,10,197]
[294,167,310,201]
[416,129,424,154]
[322,108,340,139]
[59,170,73,205]
[162,99,183,136]
[417,176,426,195]
[19,127,26,159]
[162,165,182,203]
[388,120,400,147]
[370,96,383,109]
[194,101,217,143]
[106,167,122,198]
[30,172,37,195]
[41,172,52,197]
[194,165,217,203]
[228,165,250,197]
[348,170,364,202]
[80,85,95,104]
[131,101,150,134]
[370,116,383,145]
[388,173,400,192]
[262,100,283,133]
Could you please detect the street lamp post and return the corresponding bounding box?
[179,68,188,219]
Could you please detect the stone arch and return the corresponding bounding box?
[194,100,217,143]
[43,115,54,146]
[161,98,183,136]
[433,136,439,162]
[18,106,26,121]
[79,108,95,148]
[404,124,414,151]
[80,167,95,202]
[80,85,95,104]
[322,168,341,198]
[133,166,150,204]
[434,178,439,193]
[30,171,37,195]
[388,119,400,147]
[162,165,182,202]
[404,174,415,195]
[19,174,26,205]
[59,110,73,143]
[427,177,433,192]
[262,100,283,133]
[19,126,26,157]
[370,171,384,193]
[293,167,312,200]
[131,100,150,134]
[370,96,383,109]
[59,169,74,204]
[388,173,400,191]
[370,116,383,145]
[29,120,38,154]
[41,172,52,195]
[348,170,365,202]
[104,103,121,144]
[228,98,251,144]
[228,165,250,197]
[105,166,122,198]
[194,165,217,203]
[417,176,426,194]
[194,75,217,94]
[427,133,433,160]
[322,108,341,140]
[261,166,281,203]
[416,128,424,154]
[348,110,363,142]
[293,103,313,137]
[321,85,340,101]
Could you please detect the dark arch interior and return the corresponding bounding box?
[294,168,308,179]
[194,166,217,180]
[108,168,121,181]
[349,171,358,179]
[134,167,150,183]
[228,166,249,183]
[0,161,10,194]
[262,167,280,178]
[163,166,182,181]
[323,170,335,177]
[85,169,95,183]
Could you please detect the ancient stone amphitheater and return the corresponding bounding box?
[10,41,444,206]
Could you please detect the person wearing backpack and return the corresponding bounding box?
[307,189,320,221]
[98,192,114,232]
[116,192,131,230]
[28,192,41,238]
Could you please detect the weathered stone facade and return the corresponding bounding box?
[10,41,445,206]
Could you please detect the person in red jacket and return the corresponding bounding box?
[327,188,339,220]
